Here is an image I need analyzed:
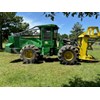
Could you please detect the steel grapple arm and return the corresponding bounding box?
[78,27,100,61]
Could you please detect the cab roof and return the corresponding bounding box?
[35,24,59,29]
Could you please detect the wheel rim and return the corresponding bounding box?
[64,51,74,61]
[24,49,35,58]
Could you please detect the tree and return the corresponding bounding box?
[61,34,68,39]
[43,12,100,21]
[0,12,29,50]
[57,33,68,40]
[69,22,84,39]
[43,12,99,39]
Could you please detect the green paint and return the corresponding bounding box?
[5,24,63,56]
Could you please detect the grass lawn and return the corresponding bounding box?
[0,45,100,86]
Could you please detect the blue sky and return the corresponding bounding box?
[17,12,100,35]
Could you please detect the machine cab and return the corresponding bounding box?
[37,24,59,55]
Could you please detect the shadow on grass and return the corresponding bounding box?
[10,57,81,65]
[80,60,100,63]
[62,75,100,87]
[0,48,4,52]
[10,58,59,64]
[10,59,22,63]
[43,58,81,65]
[43,57,59,62]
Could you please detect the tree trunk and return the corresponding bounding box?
[0,26,2,50]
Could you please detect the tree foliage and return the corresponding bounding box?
[44,12,100,21]
[1,13,29,34]
[0,12,29,50]
[57,33,68,40]
[61,34,68,39]
[69,22,84,39]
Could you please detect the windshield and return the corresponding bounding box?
[54,29,58,39]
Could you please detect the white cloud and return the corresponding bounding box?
[23,17,45,28]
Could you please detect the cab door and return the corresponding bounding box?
[41,27,54,55]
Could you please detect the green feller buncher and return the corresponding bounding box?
[5,24,100,64]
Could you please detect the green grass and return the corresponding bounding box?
[0,46,100,86]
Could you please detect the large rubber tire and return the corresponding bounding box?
[58,45,79,65]
[20,45,40,64]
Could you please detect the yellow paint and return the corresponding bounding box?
[78,26,100,61]
[64,51,74,61]
[24,50,34,58]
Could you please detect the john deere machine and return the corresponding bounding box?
[5,24,100,64]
